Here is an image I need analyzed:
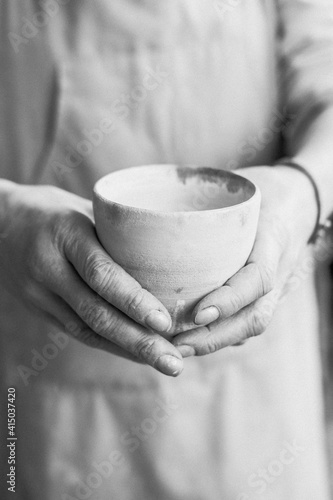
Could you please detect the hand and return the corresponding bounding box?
[0,182,183,376]
[173,165,317,357]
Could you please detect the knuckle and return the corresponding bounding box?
[225,285,243,312]
[125,286,145,317]
[248,307,271,338]
[79,299,111,334]
[198,341,219,356]
[196,342,219,356]
[84,252,115,295]
[52,211,91,255]
[132,336,157,362]
[194,326,220,355]
[257,264,275,296]
[27,236,56,284]
[51,211,77,251]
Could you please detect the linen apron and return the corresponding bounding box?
[1,1,333,499]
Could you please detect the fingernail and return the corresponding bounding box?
[177,345,196,358]
[155,355,183,377]
[146,311,171,333]
[194,306,220,325]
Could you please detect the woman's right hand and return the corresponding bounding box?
[0,181,183,377]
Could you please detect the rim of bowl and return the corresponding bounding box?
[93,164,261,217]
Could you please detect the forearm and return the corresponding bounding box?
[287,105,333,221]
[277,0,333,222]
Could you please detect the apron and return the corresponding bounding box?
[1,1,332,498]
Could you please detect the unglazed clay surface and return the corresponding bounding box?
[93,164,261,337]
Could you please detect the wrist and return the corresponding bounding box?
[274,155,333,243]
[273,164,318,244]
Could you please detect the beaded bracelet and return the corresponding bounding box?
[274,157,331,244]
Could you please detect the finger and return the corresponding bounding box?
[60,213,172,334]
[28,285,139,359]
[48,262,184,376]
[192,223,280,326]
[174,290,277,357]
[32,309,134,359]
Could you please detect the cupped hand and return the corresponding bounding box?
[173,165,318,357]
[0,182,183,376]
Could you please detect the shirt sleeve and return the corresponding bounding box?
[0,1,58,184]
[277,0,333,218]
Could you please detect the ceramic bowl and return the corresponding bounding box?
[93,165,261,337]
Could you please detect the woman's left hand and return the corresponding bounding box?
[173,165,318,357]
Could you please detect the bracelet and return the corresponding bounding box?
[274,157,331,244]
